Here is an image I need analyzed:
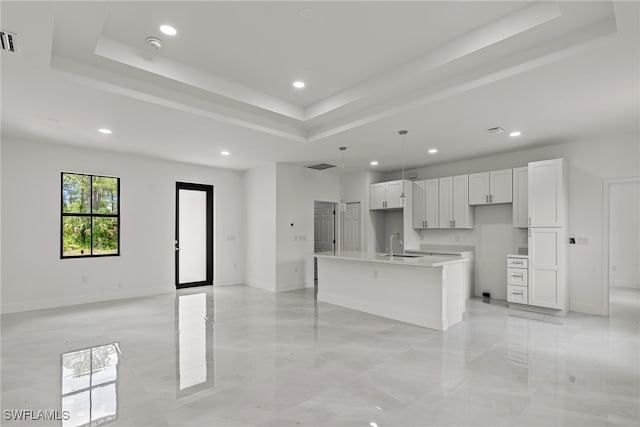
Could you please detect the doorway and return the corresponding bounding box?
[314,201,336,253]
[605,177,640,318]
[175,182,213,289]
[341,202,362,251]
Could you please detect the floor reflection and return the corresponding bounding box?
[61,343,120,427]
[175,290,215,397]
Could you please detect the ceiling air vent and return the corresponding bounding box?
[487,127,504,134]
[307,163,336,171]
[0,30,18,54]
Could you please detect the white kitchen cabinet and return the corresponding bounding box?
[491,169,513,203]
[438,175,473,228]
[413,179,438,229]
[528,159,567,227]
[369,180,408,210]
[370,183,386,210]
[468,173,490,205]
[528,228,566,309]
[468,169,513,205]
[512,167,528,228]
[385,180,404,209]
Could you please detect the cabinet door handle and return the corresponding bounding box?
[511,291,523,295]
[528,229,531,238]
[490,194,493,202]
[528,217,531,226]
[425,220,428,227]
[512,261,523,265]
[453,220,456,228]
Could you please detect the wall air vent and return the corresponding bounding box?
[487,127,504,134]
[0,30,18,54]
[307,163,336,171]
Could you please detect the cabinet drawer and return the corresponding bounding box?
[508,268,528,286]
[507,285,528,304]
[507,257,528,268]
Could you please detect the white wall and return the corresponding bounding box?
[276,164,340,291]
[384,133,640,314]
[243,164,277,291]
[1,138,245,313]
[609,180,640,289]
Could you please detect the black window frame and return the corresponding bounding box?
[60,172,121,259]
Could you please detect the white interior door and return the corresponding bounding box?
[176,183,212,287]
[609,180,640,290]
[314,202,335,253]
[342,202,361,251]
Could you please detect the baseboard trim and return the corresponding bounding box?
[1,287,174,315]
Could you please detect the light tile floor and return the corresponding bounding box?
[1,285,639,426]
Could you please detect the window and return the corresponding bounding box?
[61,173,120,258]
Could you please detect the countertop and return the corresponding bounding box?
[314,251,468,268]
[407,244,475,256]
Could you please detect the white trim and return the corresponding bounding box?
[602,177,640,317]
[1,287,174,314]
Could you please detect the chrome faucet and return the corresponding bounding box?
[389,233,400,259]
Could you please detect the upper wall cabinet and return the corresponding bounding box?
[369,180,409,210]
[413,179,439,229]
[528,159,567,227]
[468,169,513,205]
[439,175,473,229]
[512,167,528,228]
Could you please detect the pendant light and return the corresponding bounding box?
[399,130,408,207]
[339,146,347,212]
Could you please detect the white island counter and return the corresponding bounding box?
[315,251,467,331]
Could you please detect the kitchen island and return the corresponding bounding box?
[315,251,467,331]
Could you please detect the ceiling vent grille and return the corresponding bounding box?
[0,31,18,54]
[487,127,504,134]
[307,163,336,171]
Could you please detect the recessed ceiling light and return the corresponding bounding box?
[293,81,305,89]
[370,161,379,166]
[428,148,438,154]
[509,131,522,137]
[159,25,177,36]
[221,150,230,156]
[98,128,112,134]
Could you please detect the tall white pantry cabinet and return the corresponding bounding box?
[527,158,568,311]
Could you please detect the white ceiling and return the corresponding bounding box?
[1,1,638,173]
